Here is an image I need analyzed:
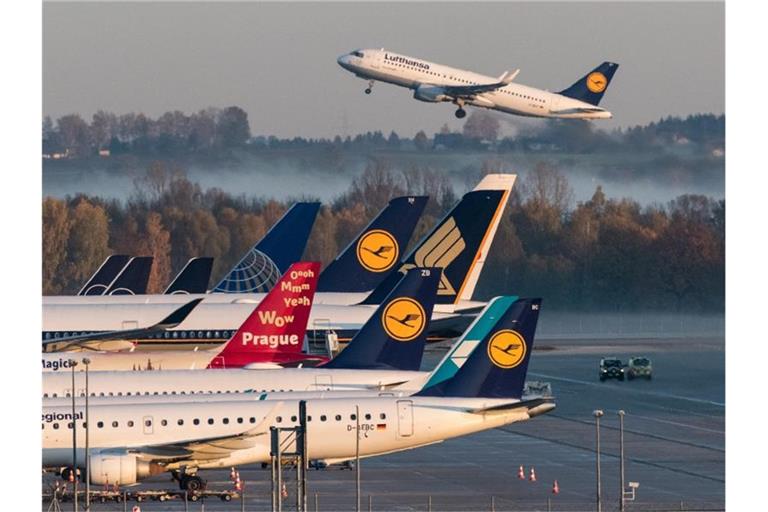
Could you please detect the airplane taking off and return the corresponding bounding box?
[42,298,550,490]
[338,49,618,119]
[42,262,323,371]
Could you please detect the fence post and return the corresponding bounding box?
[368,494,372,512]
[314,492,318,512]
[491,495,495,512]
[428,495,432,512]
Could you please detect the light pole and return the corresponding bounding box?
[70,359,78,512]
[83,357,91,511]
[618,410,625,512]
[593,409,604,512]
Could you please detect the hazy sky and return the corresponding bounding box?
[43,1,724,138]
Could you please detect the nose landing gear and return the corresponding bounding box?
[364,80,374,95]
[454,108,467,119]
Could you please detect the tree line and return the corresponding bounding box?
[42,106,724,158]
[42,162,724,312]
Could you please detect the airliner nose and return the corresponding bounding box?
[337,54,349,68]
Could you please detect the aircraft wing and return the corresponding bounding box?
[42,298,204,352]
[130,402,285,465]
[470,397,556,418]
[442,69,519,97]
[549,107,608,115]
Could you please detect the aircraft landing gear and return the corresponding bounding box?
[173,468,207,491]
[453,98,467,119]
[364,80,374,95]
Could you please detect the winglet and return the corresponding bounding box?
[156,298,204,329]
[498,69,520,85]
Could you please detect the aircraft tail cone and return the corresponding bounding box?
[529,467,537,482]
[552,480,560,494]
[518,465,525,480]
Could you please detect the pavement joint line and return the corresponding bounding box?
[528,372,725,407]
[496,426,724,484]
[546,414,725,453]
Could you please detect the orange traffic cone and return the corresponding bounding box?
[529,467,537,482]
[518,465,525,480]
[552,480,560,494]
[281,482,288,499]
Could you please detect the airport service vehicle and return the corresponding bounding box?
[42,299,551,490]
[627,357,652,380]
[42,175,514,346]
[42,262,323,372]
[337,48,618,119]
[599,357,626,381]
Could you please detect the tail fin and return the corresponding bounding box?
[323,268,441,371]
[416,298,541,398]
[77,255,131,296]
[212,202,320,293]
[163,257,214,294]
[361,174,515,306]
[104,256,153,295]
[317,196,428,293]
[209,262,320,368]
[558,62,619,106]
[418,296,519,389]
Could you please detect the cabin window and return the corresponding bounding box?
[320,415,327,422]
[380,413,387,420]
[193,419,200,425]
[307,416,312,422]
[237,417,243,424]
[53,423,59,430]
[42,424,45,430]
[207,418,214,425]
[178,419,184,426]
[291,416,297,422]
[161,420,168,426]
[112,421,119,428]
[223,418,229,425]
[67,422,73,429]
[365,414,372,420]
[350,414,356,421]
[144,419,152,427]
[250,417,256,423]
[276,416,282,423]
[97,421,104,428]
[127,421,134,427]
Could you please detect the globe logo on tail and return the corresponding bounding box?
[382,297,426,342]
[487,330,527,369]
[357,230,399,272]
[586,72,608,93]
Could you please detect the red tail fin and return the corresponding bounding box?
[208,262,320,368]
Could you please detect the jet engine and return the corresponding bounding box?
[89,454,162,485]
[413,85,450,103]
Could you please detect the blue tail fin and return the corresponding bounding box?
[361,175,515,306]
[105,256,153,295]
[416,298,541,398]
[322,268,441,371]
[420,296,519,389]
[78,255,131,296]
[317,196,428,293]
[164,257,214,294]
[212,202,320,293]
[558,62,619,106]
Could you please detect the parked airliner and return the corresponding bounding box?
[42,295,514,399]
[338,49,618,119]
[42,299,550,490]
[42,263,324,372]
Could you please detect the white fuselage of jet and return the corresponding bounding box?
[337,49,612,119]
[42,395,553,482]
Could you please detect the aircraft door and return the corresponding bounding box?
[397,400,414,437]
[143,416,154,435]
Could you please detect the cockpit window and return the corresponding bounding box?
[352,50,364,58]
